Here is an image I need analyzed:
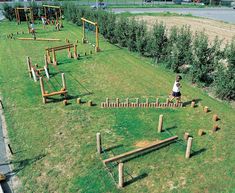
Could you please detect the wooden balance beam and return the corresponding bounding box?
[45,44,78,65]
[39,73,68,104]
[18,38,61,41]
[103,136,178,164]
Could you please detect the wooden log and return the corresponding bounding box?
[103,136,178,164]
[185,137,193,159]
[158,114,163,133]
[213,114,219,121]
[184,132,189,140]
[96,133,102,154]
[204,106,209,113]
[17,38,61,41]
[118,163,124,188]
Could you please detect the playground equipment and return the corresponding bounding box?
[26,56,50,82]
[15,7,33,25]
[39,73,68,104]
[81,17,100,52]
[45,44,78,65]
[101,98,183,108]
[43,5,63,29]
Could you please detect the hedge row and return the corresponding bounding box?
[3,3,234,100]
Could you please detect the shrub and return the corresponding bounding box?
[2,3,15,21]
[115,16,129,47]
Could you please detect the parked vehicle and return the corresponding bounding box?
[91,2,107,10]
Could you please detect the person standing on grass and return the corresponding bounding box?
[169,75,182,103]
[30,21,36,40]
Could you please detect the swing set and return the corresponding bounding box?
[81,17,100,52]
[15,7,34,33]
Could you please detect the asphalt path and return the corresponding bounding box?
[112,8,235,24]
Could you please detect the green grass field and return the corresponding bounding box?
[0,19,234,193]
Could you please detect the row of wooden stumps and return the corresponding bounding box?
[45,43,78,65]
[96,133,178,188]
[40,73,68,104]
[191,101,220,133]
[101,98,183,108]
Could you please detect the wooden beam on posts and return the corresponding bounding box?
[96,133,102,154]
[103,136,178,164]
[158,114,163,133]
[118,163,124,188]
[185,137,193,159]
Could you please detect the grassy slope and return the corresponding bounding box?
[0,20,234,193]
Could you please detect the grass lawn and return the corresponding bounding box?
[0,19,234,193]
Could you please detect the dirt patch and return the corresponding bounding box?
[135,16,235,46]
[135,140,159,147]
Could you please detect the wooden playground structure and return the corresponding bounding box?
[45,43,78,65]
[26,56,50,82]
[43,5,63,28]
[81,17,100,52]
[101,98,183,108]
[15,7,34,25]
[40,73,68,104]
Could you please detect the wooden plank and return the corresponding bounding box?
[46,44,74,52]
[43,90,67,97]
[43,5,61,9]
[16,7,31,10]
[17,38,61,41]
[81,17,97,26]
[103,136,178,164]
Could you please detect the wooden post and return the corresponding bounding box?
[95,24,100,52]
[184,132,189,140]
[213,125,219,132]
[61,73,66,90]
[106,98,109,106]
[198,129,204,136]
[44,54,48,68]
[46,50,51,63]
[88,100,92,107]
[185,137,193,159]
[27,56,32,78]
[191,101,195,108]
[204,106,209,113]
[52,49,57,65]
[158,114,163,133]
[166,98,169,105]
[74,44,78,59]
[213,114,218,121]
[39,77,46,104]
[44,66,50,79]
[59,8,63,26]
[96,133,102,154]
[31,68,37,82]
[67,46,71,58]
[118,163,124,188]
[77,98,81,104]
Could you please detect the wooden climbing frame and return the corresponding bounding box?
[26,56,50,82]
[39,73,68,104]
[15,7,33,25]
[81,17,100,52]
[43,5,63,28]
[101,98,183,108]
[45,44,78,65]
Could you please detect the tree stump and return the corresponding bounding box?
[63,100,68,106]
[88,100,92,107]
[204,106,209,113]
[213,114,219,121]
[77,98,81,104]
[198,129,204,136]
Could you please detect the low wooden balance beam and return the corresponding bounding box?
[18,38,61,41]
[103,136,178,164]
[45,44,78,65]
[39,73,68,104]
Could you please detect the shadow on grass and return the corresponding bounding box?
[103,144,123,153]
[124,172,148,187]
[183,98,202,107]
[191,148,206,157]
[163,125,177,132]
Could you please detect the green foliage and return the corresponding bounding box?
[2,3,15,21]
[126,18,138,52]
[135,21,149,56]
[214,38,235,100]
[114,16,129,47]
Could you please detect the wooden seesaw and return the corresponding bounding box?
[39,73,68,104]
[26,56,50,82]
[45,43,78,65]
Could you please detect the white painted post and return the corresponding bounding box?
[96,133,102,154]
[158,114,163,133]
[185,137,193,159]
[118,162,124,188]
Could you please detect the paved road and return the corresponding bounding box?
[112,8,235,24]
[0,108,12,193]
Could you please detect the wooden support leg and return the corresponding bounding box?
[61,73,66,90]
[96,133,102,154]
[68,47,72,58]
[52,49,57,65]
[118,163,124,188]
[46,50,51,64]
[74,44,78,59]
[158,114,163,133]
[27,56,32,78]
[39,77,46,104]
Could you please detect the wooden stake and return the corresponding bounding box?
[61,73,66,90]
[96,133,102,154]
[88,100,92,107]
[31,68,37,82]
[158,114,163,133]
[212,125,219,132]
[185,137,193,159]
[198,129,204,136]
[44,66,50,79]
[63,100,68,106]
[204,106,209,113]
[184,132,189,140]
[213,114,219,121]
[191,101,195,108]
[52,49,57,65]
[77,98,81,104]
[118,163,124,188]
[74,44,78,59]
